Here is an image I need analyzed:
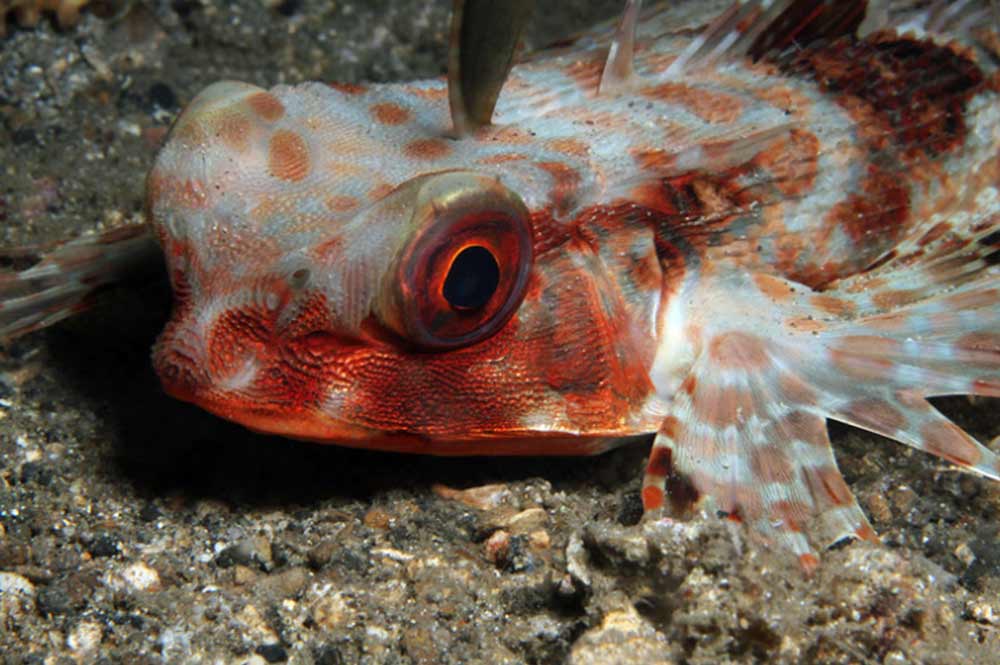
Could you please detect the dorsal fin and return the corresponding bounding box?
[598,0,644,95]
[448,0,534,136]
[665,0,886,77]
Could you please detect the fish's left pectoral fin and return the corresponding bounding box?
[641,335,877,575]
[598,0,643,96]
[642,267,1000,572]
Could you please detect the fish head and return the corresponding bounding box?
[146,80,661,452]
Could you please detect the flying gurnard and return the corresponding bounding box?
[1,0,999,571]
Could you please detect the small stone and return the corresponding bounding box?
[234,565,258,586]
[485,530,511,567]
[865,492,892,523]
[311,591,354,631]
[255,643,288,663]
[119,561,161,592]
[888,485,917,514]
[257,567,309,599]
[217,537,271,570]
[528,530,551,550]
[569,605,675,665]
[363,507,391,530]
[954,542,976,567]
[504,508,548,535]
[87,532,120,558]
[0,571,36,619]
[67,619,104,656]
[307,539,338,569]
[432,483,511,510]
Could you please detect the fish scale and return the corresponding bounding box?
[0,0,998,572]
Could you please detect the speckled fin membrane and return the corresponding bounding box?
[0,226,161,338]
[642,228,1000,572]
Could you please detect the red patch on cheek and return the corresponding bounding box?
[269,130,311,182]
[404,138,452,160]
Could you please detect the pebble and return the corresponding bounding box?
[119,561,161,592]
[504,507,548,535]
[432,483,511,510]
[363,507,392,530]
[0,571,36,619]
[568,605,675,665]
[256,566,309,599]
[67,619,104,656]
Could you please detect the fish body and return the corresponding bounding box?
[2,0,999,569]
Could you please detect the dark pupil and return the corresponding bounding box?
[442,246,500,310]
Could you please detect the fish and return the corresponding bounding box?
[0,0,998,573]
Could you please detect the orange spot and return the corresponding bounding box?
[754,273,795,302]
[268,130,310,182]
[632,148,677,172]
[659,415,681,439]
[854,524,879,543]
[214,112,253,152]
[810,294,856,317]
[641,485,664,510]
[406,84,447,101]
[921,421,981,467]
[680,375,697,396]
[247,91,285,122]
[798,553,820,575]
[548,138,589,157]
[404,138,452,160]
[641,82,744,123]
[328,82,368,95]
[785,317,827,333]
[564,57,603,89]
[370,102,411,125]
[917,221,951,246]
[802,466,853,507]
[708,332,769,369]
[326,195,360,212]
[872,289,918,310]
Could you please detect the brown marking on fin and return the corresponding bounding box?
[752,128,819,197]
[327,82,368,95]
[708,332,769,369]
[921,421,982,468]
[843,397,906,433]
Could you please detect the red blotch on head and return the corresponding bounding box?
[404,138,452,160]
[247,91,285,122]
[370,102,411,125]
[269,130,310,182]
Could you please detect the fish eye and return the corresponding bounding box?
[442,245,500,310]
[384,174,533,350]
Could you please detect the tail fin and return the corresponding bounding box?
[0,225,162,339]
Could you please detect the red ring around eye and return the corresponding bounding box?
[391,180,533,350]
